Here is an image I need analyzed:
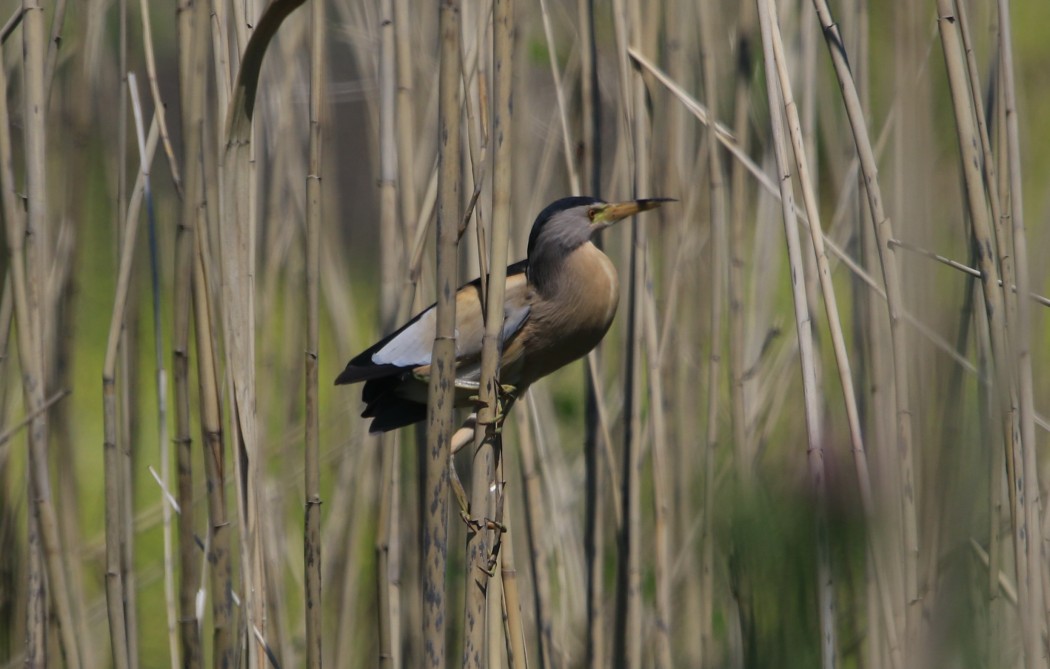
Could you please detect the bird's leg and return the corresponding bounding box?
[448,458,479,531]
[450,414,477,456]
[490,385,519,434]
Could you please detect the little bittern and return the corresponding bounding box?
[335,196,669,432]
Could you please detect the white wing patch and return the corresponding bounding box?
[371,308,437,367]
[371,300,530,369]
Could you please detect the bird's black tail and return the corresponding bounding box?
[361,374,428,433]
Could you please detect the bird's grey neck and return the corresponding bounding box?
[528,236,591,295]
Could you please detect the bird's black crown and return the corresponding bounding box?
[526,195,603,260]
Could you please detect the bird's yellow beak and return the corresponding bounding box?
[594,198,674,226]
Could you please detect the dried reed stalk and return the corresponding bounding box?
[378,0,402,327]
[697,2,726,665]
[193,184,234,669]
[995,0,1044,649]
[767,6,906,667]
[128,73,182,669]
[611,0,648,665]
[137,0,182,195]
[808,0,920,652]
[516,395,554,667]
[756,1,837,666]
[377,427,403,668]
[102,110,160,669]
[727,5,757,663]
[423,1,461,665]
[219,4,311,665]
[391,17,420,660]
[467,0,516,665]
[464,5,495,663]
[463,0,510,658]
[575,0,606,665]
[173,0,207,663]
[394,0,418,236]
[304,0,326,664]
[1,29,39,669]
[0,34,26,668]
[499,492,526,668]
[15,0,84,664]
[376,0,402,665]
[934,2,1043,667]
[728,1,755,491]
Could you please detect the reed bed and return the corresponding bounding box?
[0,0,1048,667]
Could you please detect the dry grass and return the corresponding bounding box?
[0,0,1049,667]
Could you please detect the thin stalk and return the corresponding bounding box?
[423,1,461,665]
[517,395,554,668]
[464,0,513,662]
[173,0,207,662]
[378,0,402,328]
[18,0,82,663]
[612,0,647,665]
[577,1,604,664]
[219,5,313,666]
[499,495,526,668]
[808,0,919,650]
[767,8,901,667]
[41,0,65,96]
[377,430,402,669]
[954,0,1006,297]
[727,6,756,661]
[377,0,401,663]
[642,256,673,669]
[0,41,43,669]
[996,0,1044,648]
[974,270,1003,664]
[887,238,1050,308]
[102,113,160,669]
[194,209,234,669]
[933,4,1037,668]
[209,0,232,117]
[394,0,418,238]
[137,0,183,195]
[537,0,579,194]
[698,1,726,665]
[0,390,69,449]
[129,74,181,669]
[728,0,755,489]
[756,1,837,667]
[304,0,326,664]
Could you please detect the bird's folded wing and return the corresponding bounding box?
[343,262,530,383]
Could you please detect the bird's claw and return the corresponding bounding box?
[467,384,518,434]
[450,461,471,517]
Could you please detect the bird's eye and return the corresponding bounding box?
[587,206,601,221]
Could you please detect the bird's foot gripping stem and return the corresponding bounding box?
[469,384,519,434]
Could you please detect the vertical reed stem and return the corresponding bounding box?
[577,1,604,666]
[19,0,83,663]
[173,0,206,664]
[423,1,461,665]
[305,0,326,665]
[697,3,728,666]
[808,0,919,653]
[757,1,837,666]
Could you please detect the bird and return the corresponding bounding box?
[335,195,670,433]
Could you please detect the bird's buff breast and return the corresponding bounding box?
[519,242,620,385]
